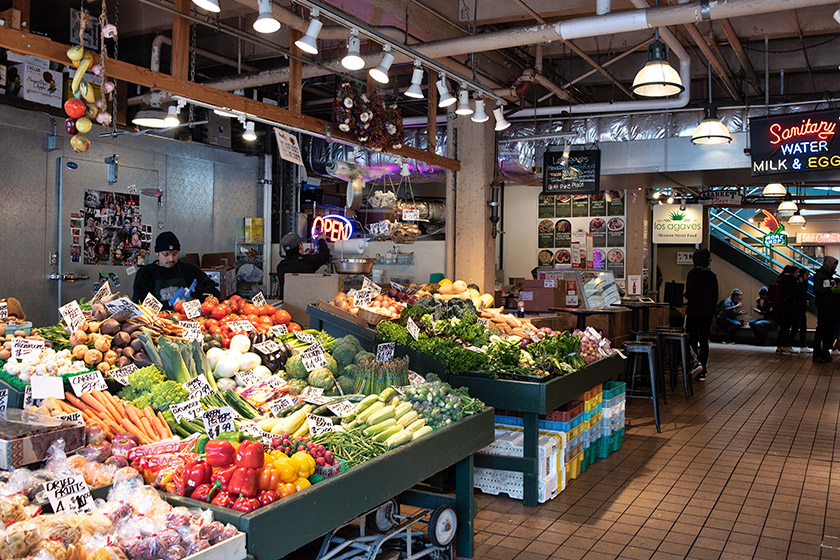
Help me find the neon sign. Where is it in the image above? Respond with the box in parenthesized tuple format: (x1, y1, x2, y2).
(769, 119, 836, 145)
(311, 214, 352, 242)
(750, 110, 840, 176)
(763, 233, 787, 247)
(760, 210, 787, 247)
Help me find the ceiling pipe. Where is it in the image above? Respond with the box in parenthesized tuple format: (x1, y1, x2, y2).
(680, 21, 741, 101)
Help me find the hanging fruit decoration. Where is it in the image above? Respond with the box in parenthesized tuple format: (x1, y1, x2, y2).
(63, 5, 117, 153)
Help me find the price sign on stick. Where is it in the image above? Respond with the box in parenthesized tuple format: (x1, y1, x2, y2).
(391, 281, 406, 292)
(44, 475, 94, 514)
(228, 320, 256, 333)
(263, 376, 289, 390)
(267, 395, 296, 417)
(376, 342, 396, 363)
(408, 371, 427, 385)
(31, 376, 64, 400)
(269, 324, 288, 336)
(0, 301, 7, 319)
(59, 300, 86, 331)
(252, 292, 267, 307)
(104, 297, 143, 319)
(11, 339, 44, 359)
(56, 412, 84, 426)
(68, 371, 109, 397)
(142, 293, 163, 315)
(362, 277, 381, 295)
(90, 282, 111, 306)
(402, 208, 420, 221)
(353, 289, 372, 308)
(202, 407, 236, 439)
(300, 342, 328, 372)
(327, 401, 356, 418)
(294, 331, 316, 344)
(253, 340, 281, 354)
(110, 363, 137, 386)
(182, 299, 201, 319)
(407, 317, 420, 341)
(180, 322, 203, 341)
(299, 386, 330, 405)
(183, 375, 214, 399)
(170, 398, 203, 422)
(0, 389, 7, 415)
(477, 318, 490, 328)
(306, 413, 336, 435)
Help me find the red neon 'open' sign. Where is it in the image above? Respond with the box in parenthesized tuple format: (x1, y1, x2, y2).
(311, 215, 353, 242)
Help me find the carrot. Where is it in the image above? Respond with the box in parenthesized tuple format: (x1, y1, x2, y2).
(94, 391, 123, 423)
(157, 412, 173, 438)
(56, 400, 77, 414)
(120, 419, 149, 445)
(111, 395, 126, 420)
(125, 406, 155, 441)
(143, 407, 165, 439)
(79, 392, 107, 415)
(140, 416, 159, 441)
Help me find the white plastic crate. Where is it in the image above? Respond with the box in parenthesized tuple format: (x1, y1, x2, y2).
(602, 401, 626, 419)
(474, 469, 559, 503)
(483, 428, 560, 478)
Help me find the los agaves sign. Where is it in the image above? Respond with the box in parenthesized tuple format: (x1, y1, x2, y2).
(750, 110, 840, 176)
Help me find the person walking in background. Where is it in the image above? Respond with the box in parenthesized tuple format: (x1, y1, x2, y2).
(685, 249, 718, 381)
(813, 256, 838, 363)
(790, 268, 811, 353)
(716, 289, 746, 344)
(749, 287, 778, 346)
(773, 266, 801, 355)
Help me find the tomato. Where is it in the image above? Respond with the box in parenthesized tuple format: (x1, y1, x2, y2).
(264, 305, 278, 315)
(230, 299, 242, 313)
(211, 306, 228, 320)
(242, 303, 257, 316)
(231, 295, 243, 304)
(221, 335, 231, 348)
(287, 322, 302, 332)
(204, 318, 219, 329)
(204, 295, 219, 305)
(258, 315, 272, 325)
(200, 302, 216, 315)
(171, 312, 186, 322)
(246, 314, 260, 324)
(64, 98, 86, 119)
(208, 325, 222, 335)
(273, 310, 291, 325)
(173, 301, 184, 313)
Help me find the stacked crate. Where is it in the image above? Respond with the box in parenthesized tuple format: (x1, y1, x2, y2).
(580, 385, 603, 472)
(598, 381, 626, 458)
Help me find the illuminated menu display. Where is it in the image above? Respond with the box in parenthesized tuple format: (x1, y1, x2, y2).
(796, 232, 840, 244)
(750, 110, 840, 175)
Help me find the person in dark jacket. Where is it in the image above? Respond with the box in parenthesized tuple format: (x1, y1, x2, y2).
(789, 268, 811, 353)
(773, 266, 801, 355)
(813, 256, 838, 363)
(275, 232, 331, 301)
(748, 287, 777, 346)
(132, 231, 219, 308)
(716, 289, 746, 343)
(684, 249, 718, 381)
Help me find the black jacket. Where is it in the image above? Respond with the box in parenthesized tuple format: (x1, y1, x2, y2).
(685, 266, 718, 319)
(132, 260, 220, 308)
(774, 272, 801, 320)
(276, 239, 331, 300)
(814, 256, 838, 309)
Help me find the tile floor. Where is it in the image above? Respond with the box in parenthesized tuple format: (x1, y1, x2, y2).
(466, 344, 840, 560)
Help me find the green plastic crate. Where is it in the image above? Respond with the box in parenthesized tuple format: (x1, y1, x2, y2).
(596, 427, 625, 459)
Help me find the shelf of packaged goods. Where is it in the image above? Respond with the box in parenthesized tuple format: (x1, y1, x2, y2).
(163, 408, 495, 560)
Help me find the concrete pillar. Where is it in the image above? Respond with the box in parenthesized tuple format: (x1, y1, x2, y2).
(624, 187, 647, 289)
(453, 116, 496, 293)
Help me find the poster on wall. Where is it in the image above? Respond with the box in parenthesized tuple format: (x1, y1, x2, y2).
(536, 190, 626, 279)
(651, 204, 703, 244)
(83, 189, 150, 266)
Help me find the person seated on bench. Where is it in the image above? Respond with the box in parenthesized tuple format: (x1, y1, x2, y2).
(716, 289, 746, 344)
(749, 287, 778, 346)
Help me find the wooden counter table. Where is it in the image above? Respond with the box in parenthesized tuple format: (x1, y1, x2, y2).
(523, 305, 669, 347)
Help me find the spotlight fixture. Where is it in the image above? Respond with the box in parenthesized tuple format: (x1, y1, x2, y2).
(254, 0, 281, 34)
(692, 105, 732, 145)
(652, 190, 661, 200)
(192, 0, 219, 12)
(777, 194, 797, 215)
(455, 87, 473, 116)
(493, 105, 510, 131)
(788, 212, 806, 226)
(294, 9, 322, 54)
(560, 140, 571, 166)
(437, 75, 456, 108)
(680, 198, 687, 211)
(341, 30, 365, 71)
(404, 61, 424, 99)
(368, 45, 394, 84)
(631, 38, 684, 97)
(164, 105, 180, 128)
(132, 107, 168, 128)
(666, 191, 675, 204)
(762, 183, 786, 197)
(471, 97, 489, 123)
(242, 121, 257, 141)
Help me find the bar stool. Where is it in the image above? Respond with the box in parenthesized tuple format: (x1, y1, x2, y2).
(656, 328, 693, 400)
(623, 341, 662, 433)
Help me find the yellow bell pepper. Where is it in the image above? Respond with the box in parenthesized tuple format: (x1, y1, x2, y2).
(273, 457, 298, 483)
(294, 477, 311, 491)
(290, 451, 316, 478)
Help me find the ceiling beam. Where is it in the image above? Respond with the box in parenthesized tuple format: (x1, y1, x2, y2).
(0, 26, 460, 171)
(718, 19, 763, 97)
(171, 0, 191, 80)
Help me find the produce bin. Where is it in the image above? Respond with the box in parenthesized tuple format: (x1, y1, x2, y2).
(307, 302, 377, 351)
(163, 408, 495, 560)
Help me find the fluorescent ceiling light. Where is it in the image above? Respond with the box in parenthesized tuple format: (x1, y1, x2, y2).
(254, 0, 281, 33)
(295, 12, 322, 54)
(471, 98, 489, 122)
(631, 39, 684, 98)
(132, 108, 168, 128)
(192, 0, 220, 12)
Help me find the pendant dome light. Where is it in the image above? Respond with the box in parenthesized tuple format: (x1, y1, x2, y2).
(254, 0, 281, 34)
(692, 67, 731, 145)
(471, 97, 489, 123)
(192, 0, 220, 13)
(369, 46, 394, 84)
(341, 29, 365, 71)
(762, 183, 787, 197)
(788, 212, 806, 226)
(778, 195, 798, 215)
(295, 9, 322, 54)
(437, 75, 456, 108)
(631, 2, 683, 99)
(455, 87, 473, 116)
(404, 61, 424, 99)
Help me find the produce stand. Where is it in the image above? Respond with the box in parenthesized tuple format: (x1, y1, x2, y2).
(445, 355, 624, 507)
(307, 303, 377, 351)
(164, 408, 495, 560)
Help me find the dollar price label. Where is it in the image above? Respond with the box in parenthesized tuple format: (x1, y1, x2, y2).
(182, 299, 202, 319)
(407, 317, 420, 341)
(169, 398, 203, 422)
(269, 324, 288, 336)
(252, 292, 267, 306)
(59, 300, 85, 331)
(183, 375, 214, 399)
(68, 371, 109, 397)
(44, 475, 93, 514)
(376, 342, 396, 363)
(306, 413, 336, 435)
(228, 320, 256, 333)
(202, 407, 236, 439)
(142, 293, 163, 314)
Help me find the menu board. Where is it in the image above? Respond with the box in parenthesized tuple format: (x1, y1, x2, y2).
(543, 149, 601, 194)
(536, 191, 626, 279)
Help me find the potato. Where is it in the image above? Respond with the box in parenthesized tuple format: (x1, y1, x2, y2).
(0, 325, 5, 337)
(84, 349, 103, 366)
(104, 350, 118, 366)
(93, 337, 111, 353)
(96, 362, 111, 374)
(72, 344, 88, 360)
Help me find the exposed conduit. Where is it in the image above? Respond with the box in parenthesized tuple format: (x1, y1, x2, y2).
(150, 35, 258, 73)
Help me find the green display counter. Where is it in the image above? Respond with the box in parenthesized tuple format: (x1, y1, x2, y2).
(307, 303, 377, 351)
(444, 355, 624, 507)
(164, 408, 495, 560)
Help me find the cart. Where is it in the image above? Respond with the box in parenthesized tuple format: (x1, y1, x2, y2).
(316, 499, 458, 560)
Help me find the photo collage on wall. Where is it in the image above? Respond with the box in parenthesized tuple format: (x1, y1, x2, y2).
(537, 191, 626, 279)
(83, 189, 151, 266)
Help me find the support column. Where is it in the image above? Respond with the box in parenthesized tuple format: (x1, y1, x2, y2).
(288, 28, 303, 113)
(453, 115, 496, 293)
(171, 0, 191, 80)
(625, 188, 647, 288)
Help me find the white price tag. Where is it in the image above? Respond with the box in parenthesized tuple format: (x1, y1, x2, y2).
(393, 385, 406, 396)
(90, 282, 111, 306)
(236, 420, 265, 441)
(183, 375, 214, 399)
(236, 369, 262, 387)
(391, 281, 406, 292)
(254, 340, 281, 354)
(520, 291, 534, 301)
(477, 318, 490, 328)
(44, 474, 94, 514)
(408, 371, 426, 385)
(306, 413, 336, 435)
(11, 339, 45, 359)
(407, 317, 420, 341)
(104, 297, 143, 319)
(402, 208, 420, 221)
(299, 386, 331, 405)
(264, 376, 289, 390)
(0, 301, 7, 319)
(59, 300, 86, 331)
(56, 412, 84, 426)
(125, 266, 137, 276)
(294, 331, 317, 344)
(478, 300, 486, 311)
(202, 407, 236, 439)
(182, 299, 202, 319)
(376, 342, 396, 363)
(326, 401, 356, 418)
(523, 328, 539, 342)
(31, 376, 65, 400)
(169, 398, 203, 422)
(23, 386, 33, 408)
(616, 350, 628, 360)
(544, 279, 557, 288)
(142, 293, 163, 315)
(228, 320, 256, 333)
(300, 341, 329, 372)
(0, 389, 7, 415)
(252, 292, 267, 307)
(362, 277, 382, 296)
(180, 321, 203, 342)
(466, 346, 486, 353)
(269, 324, 288, 336)
(352, 289, 372, 308)
(268, 395, 296, 417)
(370, 221, 390, 235)
(68, 371, 108, 397)
(110, 363, 137, 386)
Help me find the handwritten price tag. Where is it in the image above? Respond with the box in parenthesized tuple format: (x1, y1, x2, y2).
(236, 369, 262, 387)
(268, 395, 296, 417)
(11, 339, 45, 359)
(0, 301, 7, 319)
(522, 328, 539, 342)
(353, 289, 372, 308)
(306, 413, 336, 435)
(362, 277, 382, 295)
(294, 331, 316, 344)
(252, 292, 267, 307)
(228, 320, 256, 333)
(56, 412, 84, 426)
(408, 371, 426, 385)
(407, 317, 420, 341)
(263, 376, 288, 390)
(110, 363, 137, 386)
(59, 300, 86, 331)
(300, 342, 328, 372)
(326, 401, 356, 418)
(269, 324, 288, 336)
(182, 299, 201, 320)
(0, 389, 7, 414)
(544, 279, 557, 288)
(23, 386, 33, 408)
(170, 398, 203, 422)
(202, 407, 236, 439)
(183, 375, 214, 399)
(253, 340, 281, 354)
(44, 475, 94, 514)
(104, 297, 143, 319)
(391, 281, 406, 292)
(90, 282, 111, 306)
(370, 221, 390, 235)
(402, 208, 420, 221)
(376, 342, 396, 363)
(68, 371, 108, 397)
(142, 293, 163, 314)
(477, 318, 490, 328)
(299, 386, 331, 405)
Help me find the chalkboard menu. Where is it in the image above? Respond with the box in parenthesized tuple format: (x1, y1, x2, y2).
(749, 109, 840, 176)
(543, 148, 601, 194)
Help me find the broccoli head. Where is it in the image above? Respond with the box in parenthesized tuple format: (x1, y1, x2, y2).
(332, 336, 363, 369)
(284, 354, 309, 380)
(118, 366, 166, 402)
(150, 380, 189, 412)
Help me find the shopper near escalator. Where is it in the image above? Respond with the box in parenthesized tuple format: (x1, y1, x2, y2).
(789, 268, 811, 353)
(716, 289, 746, 344)
(773, 266, 801, 355)
(684, 249, 718, 382)
(813, 256, 838, 364)
(748, 287, 777, 346)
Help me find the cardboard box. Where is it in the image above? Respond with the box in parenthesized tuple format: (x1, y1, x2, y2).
(182, 253, 201, 267)
(239, 217, 264, 243)
(315, 299, 370, 328)
(0, 411, 85, 469)
(6, 62, 63, 108)
(283, 273, 344, 328)
(202, 252, 235, 269)
(520, 279, 564, 312)
(203, 268, 236, 299)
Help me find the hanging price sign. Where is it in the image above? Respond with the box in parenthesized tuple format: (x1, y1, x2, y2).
(402, 208, 420, 221)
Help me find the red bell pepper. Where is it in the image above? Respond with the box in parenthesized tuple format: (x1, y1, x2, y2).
(190, 483, 216, 502)
(228, 467, 259, 498)
(210, 465, 237, 493)
(205, 440, 236, 468)
(232, 495, 262, 513)
(257, 490, 279, 507)
(183, 460, 213, 491)
(235, 440, 264, 469)
(211, 491, 235, 509)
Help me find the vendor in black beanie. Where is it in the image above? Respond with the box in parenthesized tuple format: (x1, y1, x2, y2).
(132, 231, 220, 308)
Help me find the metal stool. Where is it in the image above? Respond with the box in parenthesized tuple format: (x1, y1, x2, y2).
(623, 341, 662, 433)
(656, 329, 693, 400)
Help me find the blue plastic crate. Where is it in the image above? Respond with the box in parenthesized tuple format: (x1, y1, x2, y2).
(602, 381, 627, 401)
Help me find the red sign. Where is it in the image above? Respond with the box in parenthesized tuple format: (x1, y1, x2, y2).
(311, 214, 352, 242)
(769, 118, 836, 145)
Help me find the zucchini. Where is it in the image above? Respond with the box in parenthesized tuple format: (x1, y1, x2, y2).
(378, 387, 397, 403)
(276, 402, 306, 419)
(373, 425, 403, 442)
(366, 405, 396, 426)
(363, 418, 397, 436)
(384, 429, 414, 448)
(355, 394, 380, 414)
(407, 418, 426, 431)
(311, 404, 334, 416)
(412, 426, 434, 440)
(397, 410, 419, 427)
(357, 401, 385, 423)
